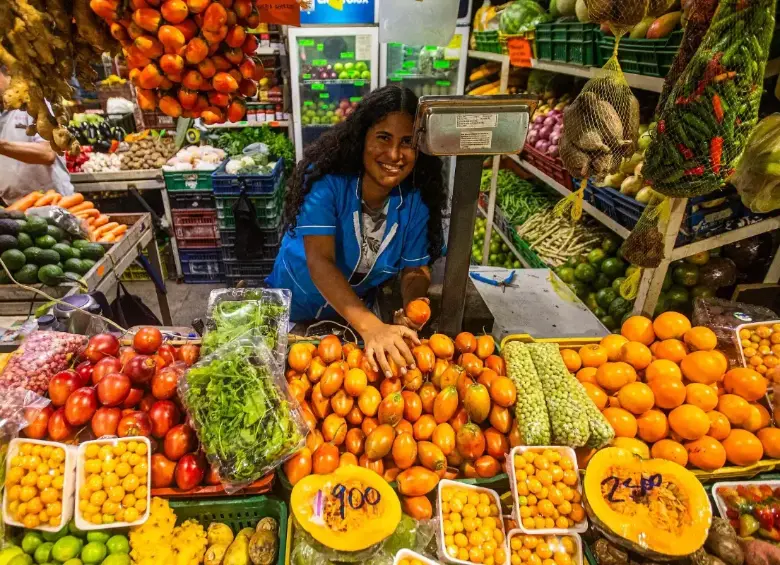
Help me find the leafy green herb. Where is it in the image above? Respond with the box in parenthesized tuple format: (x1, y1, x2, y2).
(210, 125, 294, 176)
(182, 339, 305, 484)
(202, 298, 287, 356)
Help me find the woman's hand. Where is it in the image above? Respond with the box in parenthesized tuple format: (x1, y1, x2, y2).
(362, 319, 420, 378)
(393, 297, 430, 332)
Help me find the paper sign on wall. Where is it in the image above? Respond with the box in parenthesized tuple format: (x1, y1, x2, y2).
(257, 1, 301, 26)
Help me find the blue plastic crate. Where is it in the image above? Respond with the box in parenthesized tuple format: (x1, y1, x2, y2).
(180, 249, 224, 284)
(211, 158, 284, 195)
(178, 249, 222, 263)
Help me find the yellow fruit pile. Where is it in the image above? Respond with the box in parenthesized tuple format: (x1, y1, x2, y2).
(397, 555, 431, 565)
(130, 497, 177, 565)
(509, 534, 578, 565)
(440, 484, 507, 564)
(78, 439, 149, 526)
(738, 324, 780, 375)
(512, 449, 585, 531)
(5, 442, 66, 529)
(171, 520, 208, 565)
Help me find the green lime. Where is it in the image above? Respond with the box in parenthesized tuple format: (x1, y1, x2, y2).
(662, 270, 673, 291)
(568, 280, 588, 298)
(85, 533, 109, 545)
(565, 255, 580, 268)
(600, 314, 618, 330)
(608, 297, 633, 320)
(592, 306, 607, 318)
(612, 276, 626, 293)
(666, 285, 690, 306)
(585, 292, 599, 311)
(67, 521, 87, 539)
(21, 533, 43, 555)
(8, 555, 32, 565)
(33, 543, 53, 565)
(51, 537, 82, 563)
(691, 285, 716, 299)
(62, 560, 82, 565)
(105, 537, 129, 555)
(601, 235, 621, 254)
(593, 273, 611, 290)
(601, 257, 626, 279)
(557, 267, 575, 284)
(79, 542, 106, 565)
(654, 294, 668, 317)
(596, 288, 618, 309)
(685, 250, 710, 265)
(672, 264, 699, 287)
(574, 262, 596, 283)
(42, 526, 68, 543)
(101, 555, 130, 565)
(587, 248, 607, 266)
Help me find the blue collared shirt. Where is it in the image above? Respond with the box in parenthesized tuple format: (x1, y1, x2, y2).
(266, 173, 432, 322)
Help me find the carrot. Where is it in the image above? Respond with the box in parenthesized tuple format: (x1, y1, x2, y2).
(50, 192, 61, 206)
(68, 201, 94, 214)
(33, 190, 58, 207)
(107, 224, 128, 237)
(7, 192, 43, 211)
(74, 209, 100, 219)
(58, 193, 84, 209)
(93, 222, 119, 237)
(98, 234, 116, 243)
(93, 215, 110, 228)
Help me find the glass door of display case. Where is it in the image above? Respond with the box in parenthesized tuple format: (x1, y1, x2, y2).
(289, 27, 379, 162)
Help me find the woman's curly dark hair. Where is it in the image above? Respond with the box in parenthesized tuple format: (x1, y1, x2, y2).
(283, 85, 447, 263)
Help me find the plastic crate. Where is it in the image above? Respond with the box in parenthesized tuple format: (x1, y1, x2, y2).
(596, 29, 683, 77)
(211, 158, 284, 195)
(164, 169, 215, 192)
(215, 189, 284, 230)
(169, 192, 216, 210)
(120, 243, 170, 282)
(511, 232, 548, 269)
(219, 226, 284, 248)
(224, 260, 274, 286)
(173, 209, 219, 247)
(221, 243, 279, 262)
(535, 22, 599, 66)
(179, 248, 224, 283)
(169, 496, 288, 565)
(474, 30, 502, 54)
(134, 108, 177, 130)
(522, 143, 574, 191)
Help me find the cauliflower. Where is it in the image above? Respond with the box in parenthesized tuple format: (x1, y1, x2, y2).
(225, 158, 243, 175)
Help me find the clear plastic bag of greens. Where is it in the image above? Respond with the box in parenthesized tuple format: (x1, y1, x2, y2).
(202, 288, 291, 360)
(178, 332, 306, 493)
(731, 113, 780, 214)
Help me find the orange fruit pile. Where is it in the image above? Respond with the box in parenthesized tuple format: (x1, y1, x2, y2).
(440, 484, 507, 564)
(5, 442, 67, 529)
(512, 448, 585, 531)
(509, 534, 578, 565)
(561, 313, 778, 471)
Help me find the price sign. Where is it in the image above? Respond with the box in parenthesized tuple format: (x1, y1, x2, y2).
(312, 59, 327, 67)
(507, 37, 533, 68)
(353, 80, 365, 87)
(302, 74, 311, 79)
(319, 93, 330, 99)
(330, 483, 381, 519)
(603, 474, 663, 503)
(433, 60, 450, 69)
(317, 43, 324, 51)
(436, 81, 451, 87)
(402, 61, 415, 69)
(340, 52, 355, 59)
(349, 97, 362, 102)
(299, 39, 315, 47)
(303, 101, 314, 106)
(311, 83, 325, 91)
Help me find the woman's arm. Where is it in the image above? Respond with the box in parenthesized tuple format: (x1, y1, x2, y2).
(304, 234, 419, 377)
(0, 140, 57, 165)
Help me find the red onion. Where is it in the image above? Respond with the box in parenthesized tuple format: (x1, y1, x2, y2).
(548, 144, 559, 157)
(539, 125, 553, 140)
(543, 116, 556, 127)
(536, 140, 550, 153)
(533, 115, 545, 124)
(550, 132, 561, 145)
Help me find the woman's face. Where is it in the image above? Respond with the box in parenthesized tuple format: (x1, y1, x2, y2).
(362, 111, 416, 191)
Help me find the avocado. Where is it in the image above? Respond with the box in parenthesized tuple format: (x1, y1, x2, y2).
(13, 264, 38, 284)
(0, 270, 11, 284)
(20, 216, 48, 236)
(46, 225, 65, 242)
(79, 243, 105, 260)
(34, 235, 57, 249)
(71, 240, 91, 250)
(23, 247, 42, 264)
(63, 258, 87, 274)
(16, 233, 33, 249)
(0, 219, 20, 237)
(7, 211, 24, 220)
(70, 248, 81, 259)
(38, 264, 64, 286)
(30, 249, 60, 266)
(63, 272, 82, 283)
(0, 235, 18, 252)
(1, 249, 26, 272)
(52, 243, 76, 261)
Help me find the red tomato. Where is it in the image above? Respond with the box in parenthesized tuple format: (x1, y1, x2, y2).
(151, 453, 177, 488)
(122, 388, 144, 409)
(157, 344, 177, 366)
(175, 453, 206, 490)
(177, 344, 200, 366)
(205, 464, 221, 485)
(97, 373, 131, 407)
(83, 333, 120, 363)
(119, 346, 136, 367)
(48, 408, 74, 441)
(117, 411, 152, 437)
(151, 365, 180, 400)
(48, 371, 81, 407)
(74, 361, 93, 387)
(133, 327, 163, 355)
(164, 424, 196, 460)
(91, 407, 122, 437)
(92, 357, 123, 385)
(64, 387, 98, 426)
(148, 400, 181, 438)
(123, 355, 157, 385)
(139, 394, 157, 412)
(23, 406, 52, 439)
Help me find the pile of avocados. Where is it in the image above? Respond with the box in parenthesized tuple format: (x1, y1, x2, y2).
(0, 209, 105, 287)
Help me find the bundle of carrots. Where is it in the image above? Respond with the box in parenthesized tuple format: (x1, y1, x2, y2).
(7, 190, 128, 244)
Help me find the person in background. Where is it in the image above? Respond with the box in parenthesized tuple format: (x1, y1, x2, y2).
(267, 86, 447, 378)
(0, 68, 74, 205)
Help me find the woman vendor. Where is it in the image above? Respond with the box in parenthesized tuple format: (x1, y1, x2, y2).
(267, 86, 447, 378)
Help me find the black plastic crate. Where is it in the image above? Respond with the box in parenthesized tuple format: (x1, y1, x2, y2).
(220, 244, 279, 262)
(535, 22, 599, 66)
(170, 192, 216, 210)
(181, 249, 224, 284)
(219, 226, 283, 248)
(224, 260, 274, 286)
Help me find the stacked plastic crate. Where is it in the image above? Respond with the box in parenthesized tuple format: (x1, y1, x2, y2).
(164, 169, 225, 283)
(211, 159, 285, 286)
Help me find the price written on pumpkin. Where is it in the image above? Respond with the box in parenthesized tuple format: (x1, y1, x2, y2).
(601, 473, 664, 503)
(330, 483, 381, 519)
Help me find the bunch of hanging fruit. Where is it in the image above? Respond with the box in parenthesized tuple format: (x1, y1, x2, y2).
(0, 0, 120, 154)
(90, 0, 264, 124)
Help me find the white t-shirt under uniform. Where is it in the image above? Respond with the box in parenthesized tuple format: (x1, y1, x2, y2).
(0, 109, 74, 204)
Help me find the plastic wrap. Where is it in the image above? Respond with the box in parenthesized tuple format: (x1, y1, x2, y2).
(290, 514, 437, 565)
(178, 333, 306, 493)
(692, 297, 778, 362)
(25, 207, 89, 240)
(731, 113, 780, 213)
(0, 331, 87, 394)
(697, 257, 737, 288)
(203, 288, 291, 360)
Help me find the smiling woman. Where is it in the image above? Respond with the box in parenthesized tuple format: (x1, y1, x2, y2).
(266, 86, 448, 378)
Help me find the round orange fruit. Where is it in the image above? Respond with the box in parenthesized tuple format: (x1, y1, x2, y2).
(560, 349, 582, 373)
(722, 368, 768, 401)
(600, 334, 629, 362)
(582, 383, 608, 411)
(616, 382, 655, 415)
(602, 407, 638, 438)
(757, 428, 780, 458)
(636, 409, 669, 443)
(680, 351, 727, 385)
(684, 326, 718, 351)
(653, 312, 692, 341)
(651, 439, 688, 466)
(579, 345, 608, 368)
(654, 339, 688, 363)
(668, 404, 710, 441)
(645, 359, 682, 383)
(620, 342, 653, 371)
(685, 383, 719, 412)
(595, 362, 637, 392)
(722, 429, 763, 467)
(706, 411, 731, 441)
(649, 378, 686, 410)
(621, 316, 656, 346)
(686, 436, 726, 471)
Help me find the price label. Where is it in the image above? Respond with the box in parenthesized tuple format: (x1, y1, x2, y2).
(433, 60, 450, 69)
(340, 52, 354, 59)
(388, 42, 402, 47)
(303, 101, 314, 106)
(402, 61, 415, 69)
(316, 43, 324, 51)
(389, 77, 403, 82)
(311, 83, 324, 90)
(349, 96, 362, 102)
(319, 93, 330, 99)
(299, 39, 314, 47)
(312, 59, 327, 67)
(507, 37, 533, 68)
(302, 73, 311, 79)
(353, 80, 365, 87)
(603, 474, 663, 504)
(330, 483, 381, 520)
(425, 46, 439, 51)
(397, 71, 411, 76)
(436, 80, 451, 87)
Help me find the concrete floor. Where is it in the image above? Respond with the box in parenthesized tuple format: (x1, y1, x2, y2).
(123, 281, 223, 327)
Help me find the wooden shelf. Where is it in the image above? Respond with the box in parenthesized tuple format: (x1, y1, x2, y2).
(203, 120, 288, 129)
(530, 59, 664, 92)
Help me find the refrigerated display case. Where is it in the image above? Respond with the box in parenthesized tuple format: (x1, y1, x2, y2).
(289, 27, 379, 161)
(379, 27, 469, 95)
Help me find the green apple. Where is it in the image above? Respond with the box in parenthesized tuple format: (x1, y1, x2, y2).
(333, 62, 344, 73)
(344, 62, 355, 71)
(360, 70, 371, 79)
(338, 71, 349, 79)
(330, 115, 340, 124)
(355, 62, 367, 72)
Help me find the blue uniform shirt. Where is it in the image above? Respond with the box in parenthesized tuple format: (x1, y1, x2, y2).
(266, 173, 432, 322)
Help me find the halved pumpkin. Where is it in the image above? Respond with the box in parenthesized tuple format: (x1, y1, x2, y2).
(290, 465, 401, 552)
(583, 447, 711, 559)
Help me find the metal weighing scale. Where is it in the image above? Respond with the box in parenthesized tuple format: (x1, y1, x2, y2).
(412, 95, 608, 338)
